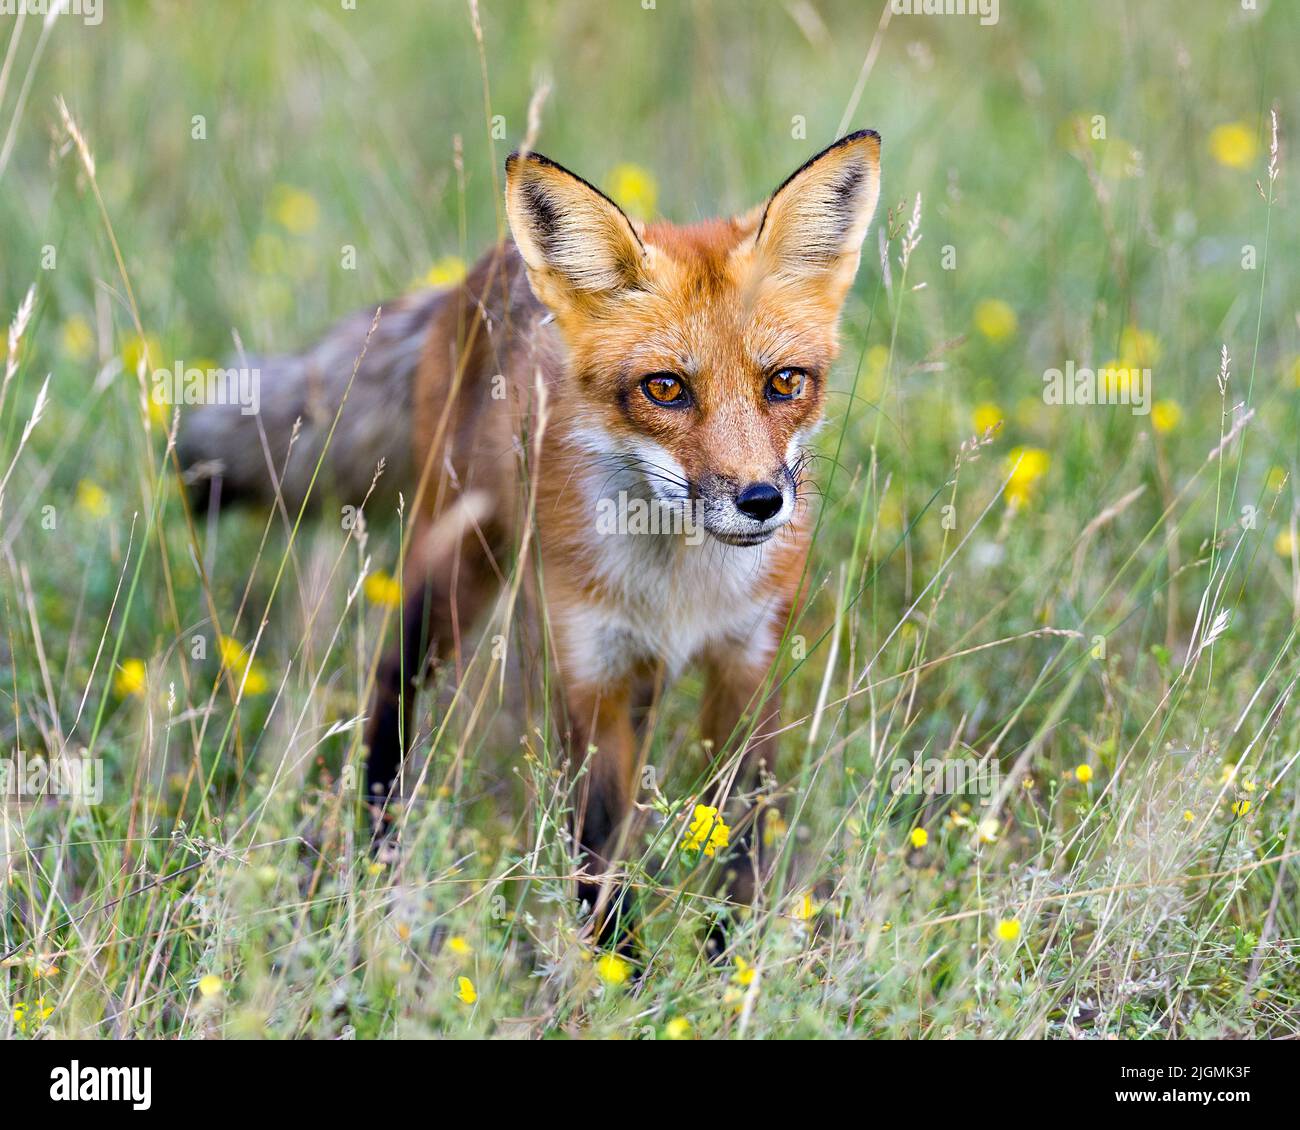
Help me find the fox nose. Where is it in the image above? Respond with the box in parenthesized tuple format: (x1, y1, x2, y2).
(735, 482, 783, 522)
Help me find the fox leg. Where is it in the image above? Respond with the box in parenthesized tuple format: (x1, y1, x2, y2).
(700, 649, 782, 911)
(563, 676, 641, 950)
(364, 495, 500, 821)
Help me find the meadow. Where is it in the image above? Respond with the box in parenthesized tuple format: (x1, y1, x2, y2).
(0, 0, 1297, 1039)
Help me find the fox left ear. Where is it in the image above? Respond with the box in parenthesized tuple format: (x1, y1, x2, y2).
(505, 150, 649, 314)
(749, 130, 881, 297)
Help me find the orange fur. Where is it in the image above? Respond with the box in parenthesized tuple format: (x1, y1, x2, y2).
(366, 131, 882, 945)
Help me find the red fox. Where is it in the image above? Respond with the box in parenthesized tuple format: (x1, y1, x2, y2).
(181, 130, 881, 944)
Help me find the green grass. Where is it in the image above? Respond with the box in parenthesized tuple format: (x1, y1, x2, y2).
(1, 0, 1298, 1038)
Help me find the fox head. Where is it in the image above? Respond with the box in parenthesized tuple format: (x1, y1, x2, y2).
(505, 131, 881, 547)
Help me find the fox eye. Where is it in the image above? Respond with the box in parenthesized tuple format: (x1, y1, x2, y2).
(767, 367, 807, 401)
(641, 373, 689, 407)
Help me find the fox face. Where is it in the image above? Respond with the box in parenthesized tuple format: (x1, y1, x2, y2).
(505, 132, 881, 547)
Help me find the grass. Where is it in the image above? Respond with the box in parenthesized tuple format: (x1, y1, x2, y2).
(1, 0, 1298, 1039)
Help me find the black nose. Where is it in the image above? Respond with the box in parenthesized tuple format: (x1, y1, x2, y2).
(735, 482, 783, 522)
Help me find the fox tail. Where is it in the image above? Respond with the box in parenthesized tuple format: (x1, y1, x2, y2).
(178, 289, 440, 514)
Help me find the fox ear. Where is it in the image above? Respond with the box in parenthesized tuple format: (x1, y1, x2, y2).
(505, 151, 648, 310)
(751, 130, 881, 294)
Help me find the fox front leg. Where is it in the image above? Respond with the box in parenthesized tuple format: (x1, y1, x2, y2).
(561, 674, 643, 953)
(699, 646, 783, 916)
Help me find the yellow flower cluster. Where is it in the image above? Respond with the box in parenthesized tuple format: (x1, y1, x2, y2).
(680, 804, 730, 858)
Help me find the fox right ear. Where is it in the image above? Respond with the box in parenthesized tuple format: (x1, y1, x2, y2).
(750, 130, 881, 297)
(505, 151, 649, 311)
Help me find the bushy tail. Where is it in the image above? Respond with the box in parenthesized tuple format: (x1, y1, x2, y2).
(178, 288, 442, 514)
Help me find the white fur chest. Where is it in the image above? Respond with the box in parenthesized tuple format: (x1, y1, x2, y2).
(558, 526, 782, 686)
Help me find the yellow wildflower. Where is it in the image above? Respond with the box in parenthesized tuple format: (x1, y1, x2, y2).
(762, 805, 787, 847)
(731, 956, 756, 987)
(241, 664, 269, 696)
(1231, 799, 1252, 817)
(1074, 763, 1093, 784)
(681, 804, 730, 859)
(455, 975, 477, 1004)
(218, 635, 269, 696)
(121, 333, 162, 377)
(606, 163, 657, 220)
(1003, 446, 1050, 506)
(664, 1016, 692, 1040)
(75, 479, 110, 518)
(424, 255, 468, 288)
(61, 315, 94, 362)
(791, 891, 817, 921)
(447, 935, 473, 957)
(994, 917, 1021, 943)
(12, 999, 54, 1032)
(1209, 122, 1257, 170)
(218, 634, 248, 669)
(364, 570, 402, 609)
(1119, 327, 1162, 366)
(1101, 360, 1139, 399)
(909, 827, 929, 849)
(270, 184, 320, 234)
(595, 953, 630, 987)
(114, 658, 147, 699)
(198, 974, 224, 998)
(971, 401, 1004, 436)
(1151, 400, 1182, 434)
(975, 817, 999, 845)
(1275, 529, 1296, 558)
(973, 299, 1017, 343)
